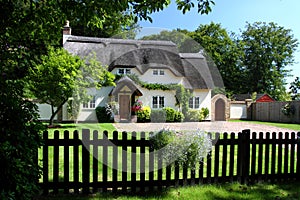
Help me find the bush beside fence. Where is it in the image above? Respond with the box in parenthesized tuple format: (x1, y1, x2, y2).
(39, 129, 300, 195)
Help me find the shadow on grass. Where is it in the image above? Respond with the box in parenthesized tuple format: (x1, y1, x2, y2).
(35, 188, 170, 200)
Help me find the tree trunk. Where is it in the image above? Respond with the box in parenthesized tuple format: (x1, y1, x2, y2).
(49, 99, 68, 126)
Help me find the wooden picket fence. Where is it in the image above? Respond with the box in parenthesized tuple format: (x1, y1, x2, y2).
(39, 129, 300, 195)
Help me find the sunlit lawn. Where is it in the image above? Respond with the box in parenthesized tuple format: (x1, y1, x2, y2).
(38, 122, 299, 199)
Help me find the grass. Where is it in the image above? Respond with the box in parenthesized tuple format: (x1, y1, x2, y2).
(46, 123, 117, 134)
(35, 181, 300, 200)
(40, 125, 297, 182)
(38, 122, 299, 199)
(230, 119, 300, 131)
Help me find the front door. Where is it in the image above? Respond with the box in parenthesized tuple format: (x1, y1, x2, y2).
(119, 95, 130, 120)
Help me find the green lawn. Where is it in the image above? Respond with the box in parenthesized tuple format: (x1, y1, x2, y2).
(230, 119, 300, 131)
(38, 122, 299, 199)
(46, 123, 117, 134)
(35, 181, 300, 200)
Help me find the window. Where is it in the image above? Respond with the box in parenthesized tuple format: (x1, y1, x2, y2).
(118, 68, 131, 75)
(125, 69, 131, 74)
(189, 97, 200, 109)
(153, 69, 165, 75)
(118, 68, 124, 75)
(152, 96, 164, 109)
(83, 96, 96, 109)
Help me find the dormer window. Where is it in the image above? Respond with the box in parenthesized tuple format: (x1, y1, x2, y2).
(118, 68, 131, 75)
(153, 69, 165, 75)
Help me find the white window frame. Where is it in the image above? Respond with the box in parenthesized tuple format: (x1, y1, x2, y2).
(153, 69, 165, 76)
(152, 96, 164, 109)
(118, 68, 131, 75)
(83, 96, 96, 109)
(159, 70, 165, 75)
(153, 69, 158, 75)
(189, 97, 200, 109)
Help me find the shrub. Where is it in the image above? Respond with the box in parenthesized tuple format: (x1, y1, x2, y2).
(137, 106, 151, 122)
(185, 107, 210, 122)
(149, 129, 212, 169)
(185, 109, 201, 122)
(149, 129, 176, 150)
(95, 105, 112, 123)
(150, 109, 166, 122)
(163, 107, 176, 122)
(200, 107, 209, 120)
(174, 110, 184, 122)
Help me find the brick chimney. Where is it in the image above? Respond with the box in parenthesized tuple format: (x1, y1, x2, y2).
(62, 20, 71, 45)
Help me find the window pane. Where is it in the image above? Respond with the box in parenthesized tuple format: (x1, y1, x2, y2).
(126, 69, 131, 74)
(159, 70, 165, 75)
(189, 97, 194, 109)
(153, 70, 158, 75)
(83, 102, 88, 108)
(90, 97, 96, 108)
(159, 96, 164, 108)
(152, 96, 158, 108)
(118, 69, 124, 74)
(195, 97, 200, 108)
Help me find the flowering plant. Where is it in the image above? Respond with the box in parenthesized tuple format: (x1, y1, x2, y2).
(149, 129, 212, 169)
(132, 99, 143, 113)
(281, 103, 295, 116)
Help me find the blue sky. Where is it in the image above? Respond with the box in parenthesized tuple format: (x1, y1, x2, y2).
(138, 0, 300, 88)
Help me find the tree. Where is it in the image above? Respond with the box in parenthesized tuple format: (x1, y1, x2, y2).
(241, 22, 298, 101)
(141, 29, 202, 53)
(1, 0, 215, 198)
(0, 77, 44, 200)
(28, 47, 115, 125)
(290, 77, 300, 100)
(189, 22, 245, 95)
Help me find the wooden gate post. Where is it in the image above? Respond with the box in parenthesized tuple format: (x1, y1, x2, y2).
(237, 129, 251, 184)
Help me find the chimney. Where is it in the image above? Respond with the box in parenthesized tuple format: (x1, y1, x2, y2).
(62, 20, 71, 45)
(63, 20, 71, 35)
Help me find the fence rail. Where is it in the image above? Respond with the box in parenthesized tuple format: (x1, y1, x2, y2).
(39, 129, 300, 195)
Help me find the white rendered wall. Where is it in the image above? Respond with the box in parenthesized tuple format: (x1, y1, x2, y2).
(192, 89, 212, 120)
(140, 69, 182, 85)
(37, 103, 57, 121)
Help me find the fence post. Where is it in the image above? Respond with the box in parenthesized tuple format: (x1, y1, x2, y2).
(297, 132, 300, 181)
(42, 131, 49, 195)
(82, 129, 90, 194)
(237, 129, 251, 184)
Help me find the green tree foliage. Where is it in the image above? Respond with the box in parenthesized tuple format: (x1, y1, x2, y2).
(1, 1, 214, 198)
(241, 22, 298, 100)
(0, 80, 44, 199)
(189, 22, 245, 95)
(141, 29, 202, 53)
(290, 77, 300, 100)
(28, 47, 115, 125)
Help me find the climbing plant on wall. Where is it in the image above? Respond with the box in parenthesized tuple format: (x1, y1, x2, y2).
(126, 74, 191, 114)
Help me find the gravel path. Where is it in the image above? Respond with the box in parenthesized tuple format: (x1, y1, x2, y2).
(113, 121, 299, 134)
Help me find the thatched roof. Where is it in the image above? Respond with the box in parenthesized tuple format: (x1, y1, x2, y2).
(64, 36, 223, 89)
